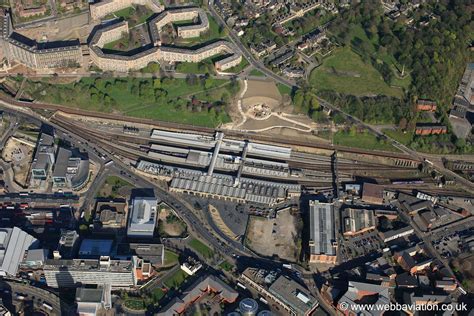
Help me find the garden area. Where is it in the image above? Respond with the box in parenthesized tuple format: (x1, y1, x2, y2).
(189, 238, 214, 259)
(96, 175, 134, 199)
(21, 76, 239, 127)
(103, 5, 154, 27)
(158, 203, 187, 237)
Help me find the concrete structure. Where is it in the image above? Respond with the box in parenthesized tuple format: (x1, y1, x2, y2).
(78, 239, 114, 259)
(43, 256, 146, 288)
(0, 227, 38, 276)
(89, 7, 242, 72)
(127, 196, 157, 238)
(75, 284, 112, 316)
(89, 0, 163, 20)
(239, 298, 258, 316)
(309, 200, 336, 263)
(116, 243, 164, 266)
(31, 133, 55, 181)
(157, 275, 238, 316)
(0, 10, 82, 69)
(150, 7, 209, 40)
(52, 147, 90, 190)
(268, 275, 318, 316)
(181, 259, 202, 276)
(241, 268, 319, 316)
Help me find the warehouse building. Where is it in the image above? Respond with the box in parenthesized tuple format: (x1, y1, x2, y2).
(309, 200, 336, 264)
(342, 208, 376, 236)
(0, 227, 38, 277)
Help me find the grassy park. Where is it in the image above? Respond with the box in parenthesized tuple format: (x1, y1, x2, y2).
(22, 76, 238, 127)
(163, 269, 188, 289)
(333, 129, 398, 152)
(309, 47, 403, 98)
(189, 238, 214, 259)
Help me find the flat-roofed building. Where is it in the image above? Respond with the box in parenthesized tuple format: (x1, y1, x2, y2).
(78, 239, 114, 259)
(43, 256, 144, 288)
(31, 133, 55, 181)
(127, 196, 157, 238)
(0, 227, 38, 277)
(52, 147, 89, 190)
(268, 275, 319, 316)
(88, 7, 241, 72)
(309, 200, 336, 263)
(116, 243, 164, 266)
(75, 284, 112, 316)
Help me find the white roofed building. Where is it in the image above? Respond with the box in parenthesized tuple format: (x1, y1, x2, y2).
(0, 227, 38, 277)
(127, 197, 157, 238)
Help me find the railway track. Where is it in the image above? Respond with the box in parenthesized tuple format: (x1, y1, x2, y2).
(0, 95, 423, 162)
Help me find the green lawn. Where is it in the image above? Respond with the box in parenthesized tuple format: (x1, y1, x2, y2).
(115, 6, 134, 19)
(250, 69, 266, 77)
(164, 250, 179, 266)
(333, 130, 398, 152)
(224, 58, 249, 74)
(219, 261, 234, 272)
(163, 269, 188, 289)
(152, 288, 165, 303)
(23, 77, 233, 127)
(97, 175, 133, 198)
(277, 83, 293, 97)
(124, 299, 146, 310)
(383, 128, 413, 146)
(309, 47, 403, 98)
(189, 238, 214, 259)
(107, 5, 153, 26)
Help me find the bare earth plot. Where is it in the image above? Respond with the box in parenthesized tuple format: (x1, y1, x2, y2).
(245, 209, 300, 262)
(158, 203, 187, 237)
(1, 137, 35, 187)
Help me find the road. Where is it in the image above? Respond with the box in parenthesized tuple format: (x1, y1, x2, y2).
(0, 103, 252, 262)
(208, 5, 297, 88)
(208, 3, 474, 195)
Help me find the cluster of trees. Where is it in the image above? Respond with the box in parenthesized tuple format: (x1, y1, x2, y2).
(319, 90, 410, 124)
(292, 88, 332, 123)
(287, 8, 334, 37)
(330, 1, 473, 106)
(321, 1, 473, 152)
